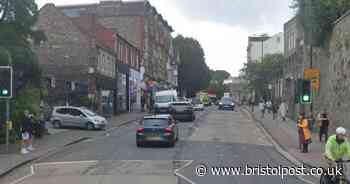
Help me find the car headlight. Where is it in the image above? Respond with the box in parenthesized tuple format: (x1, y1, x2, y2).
(219, 102, 223, 105)
(231, 103, 235, 106)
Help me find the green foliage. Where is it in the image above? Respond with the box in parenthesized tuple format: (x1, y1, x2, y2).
(293, 0, 350, 46)
(207, 70, 231, 98)
(174, 35, 211, 97)
(210, 70, 230, 83)
(0, 0, 45, 142)
(241, 54, 284, 99)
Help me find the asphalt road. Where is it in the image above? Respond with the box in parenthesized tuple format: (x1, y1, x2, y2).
(3, 106, 311, 184)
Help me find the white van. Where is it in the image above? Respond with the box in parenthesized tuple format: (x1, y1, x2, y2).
(154, 90, 177, 113)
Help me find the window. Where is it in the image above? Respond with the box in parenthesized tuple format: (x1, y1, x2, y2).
(56, 108, 68, 115)
(68, 109, 82, 117)
(50, 77, 56, 88)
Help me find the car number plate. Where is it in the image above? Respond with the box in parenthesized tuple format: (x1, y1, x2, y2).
(147, 136, 162, 141)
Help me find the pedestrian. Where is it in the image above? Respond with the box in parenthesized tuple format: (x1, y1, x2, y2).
(141, 93, 146, 112)
(272, 102, 278, 120)
(308, 113, 316, 133)
(318, 111, 330, 142)
(297, 112, 312, 153)
(21, 110, 35, 154)
(279, 100, 288, 121)
(259, 101, 266, 118)
(266, 100, 272, 114)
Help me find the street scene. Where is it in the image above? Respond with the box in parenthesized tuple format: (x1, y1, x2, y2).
(2, 0, 350, 184)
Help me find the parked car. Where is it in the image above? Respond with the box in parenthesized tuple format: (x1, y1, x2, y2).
(51, 106, 107, 130)
(170, 101, 196, 121)
(136, 114, 179, 147)
(192, 98, 204, 111)
(218, 97, 235, 111)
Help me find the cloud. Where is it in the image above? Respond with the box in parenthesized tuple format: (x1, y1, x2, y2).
(164, 0, 295, 33)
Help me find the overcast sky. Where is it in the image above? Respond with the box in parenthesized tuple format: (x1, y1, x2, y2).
(36, 0, 295, 76)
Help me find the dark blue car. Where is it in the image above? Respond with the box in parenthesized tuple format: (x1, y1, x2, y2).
(218, 97, 235, 111)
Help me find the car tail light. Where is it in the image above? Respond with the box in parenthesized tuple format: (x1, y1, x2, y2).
(137, 127, 144, 133)
(164, 127, 173, 133)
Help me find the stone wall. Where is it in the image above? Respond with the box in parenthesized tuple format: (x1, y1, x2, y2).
(327, 12, 350, 131)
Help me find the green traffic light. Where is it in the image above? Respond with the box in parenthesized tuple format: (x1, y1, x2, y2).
(302, 95, 310, 102)
(1, 89, 8, 96)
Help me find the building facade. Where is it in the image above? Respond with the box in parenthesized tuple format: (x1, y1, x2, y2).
(247, 35, 270, 63)
(247, 33, 284, 64)
(57, 0, 176, 88)
(37, 4, 136, 115)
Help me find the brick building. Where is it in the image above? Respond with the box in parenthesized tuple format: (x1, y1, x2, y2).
(57, 0, 177, 88)
(36, 4, 118, 114)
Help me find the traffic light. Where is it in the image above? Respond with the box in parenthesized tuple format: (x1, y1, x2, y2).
(300, 79, 311, 104)
(0, 66, 13, 98)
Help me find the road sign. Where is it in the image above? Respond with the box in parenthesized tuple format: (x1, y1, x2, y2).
(0, 66, 13, 99)
(304, 68, 320, 90)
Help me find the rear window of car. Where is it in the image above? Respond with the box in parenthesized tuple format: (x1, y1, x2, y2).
(143, 119, 169, 127)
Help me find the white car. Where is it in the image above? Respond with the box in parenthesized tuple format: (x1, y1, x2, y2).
(193, 103, 204, 111)
(51, 106, 108, 130)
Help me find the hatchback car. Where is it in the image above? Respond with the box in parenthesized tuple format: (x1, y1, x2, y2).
(192, 98, 204, 111)
(170, 101, 196, 121)
(218, 97, 235, 111)
(136, 114, 179, 147)
(51, 106, 107, 130)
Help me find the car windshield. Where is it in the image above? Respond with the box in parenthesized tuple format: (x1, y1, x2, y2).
(143, 119, 168, 127)
(221, 97, 233, 103)
(83, 109, 97, 117)
(155, 95, 173, 103)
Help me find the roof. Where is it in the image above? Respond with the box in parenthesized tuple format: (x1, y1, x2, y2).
(57, 0, 173, 32)
(143, 114, 171, 119)
(70, 15, 116, 52)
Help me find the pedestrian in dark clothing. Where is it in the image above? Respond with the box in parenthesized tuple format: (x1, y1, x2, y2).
(21, 110, 35, 154)
(141, 94, 146, 112)
(318, 113, 330, 142)
(272, 102, 278, 120)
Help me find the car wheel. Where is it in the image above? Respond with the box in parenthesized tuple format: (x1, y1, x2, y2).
(86, 122, 95, 130)
(136, 142, 143, 147)
(53, 121, 61, 129)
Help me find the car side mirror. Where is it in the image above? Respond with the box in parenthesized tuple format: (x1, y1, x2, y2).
(80, 114, 85, 118)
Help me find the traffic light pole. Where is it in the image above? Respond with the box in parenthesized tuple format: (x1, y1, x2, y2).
(6, 99, 9, 152)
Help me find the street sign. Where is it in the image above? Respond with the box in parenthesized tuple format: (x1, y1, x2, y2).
(0, 66, 13, 99)
(304, 68, 320, 90)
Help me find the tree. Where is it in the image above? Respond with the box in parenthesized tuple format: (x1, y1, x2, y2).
(241, 54, 284, 100)
(207, 70, 231, 98)
(174, 35, 211, 97)
(293, 0, 350, 46)
(0, 0, 45, 143)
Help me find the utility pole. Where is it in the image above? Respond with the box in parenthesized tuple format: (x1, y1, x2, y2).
(309, 0, 314, 115)
(1, 48, 13, 153)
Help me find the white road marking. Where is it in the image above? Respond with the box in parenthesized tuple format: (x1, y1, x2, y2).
(9, 165, 35, 184)
(34, 160, 99, 167)
(174, 160, 196, 184)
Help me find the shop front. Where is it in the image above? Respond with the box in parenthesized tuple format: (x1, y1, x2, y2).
(129, 68, 141, 111)
(117, 63, 129, 113)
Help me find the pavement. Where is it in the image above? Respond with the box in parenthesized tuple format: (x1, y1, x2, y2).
(0, 111, 146, 178)
(0, 106, 312, 184)
(244, 106, 326, 168)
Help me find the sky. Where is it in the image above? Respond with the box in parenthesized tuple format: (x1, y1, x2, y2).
(36, 0, 295, 77)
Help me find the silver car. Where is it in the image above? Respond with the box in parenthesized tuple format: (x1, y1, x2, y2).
(51, 106, 108, 130)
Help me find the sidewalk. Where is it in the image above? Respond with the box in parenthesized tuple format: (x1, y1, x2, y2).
(0, 111, 146, 177)
(246, 106, 326, 168)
